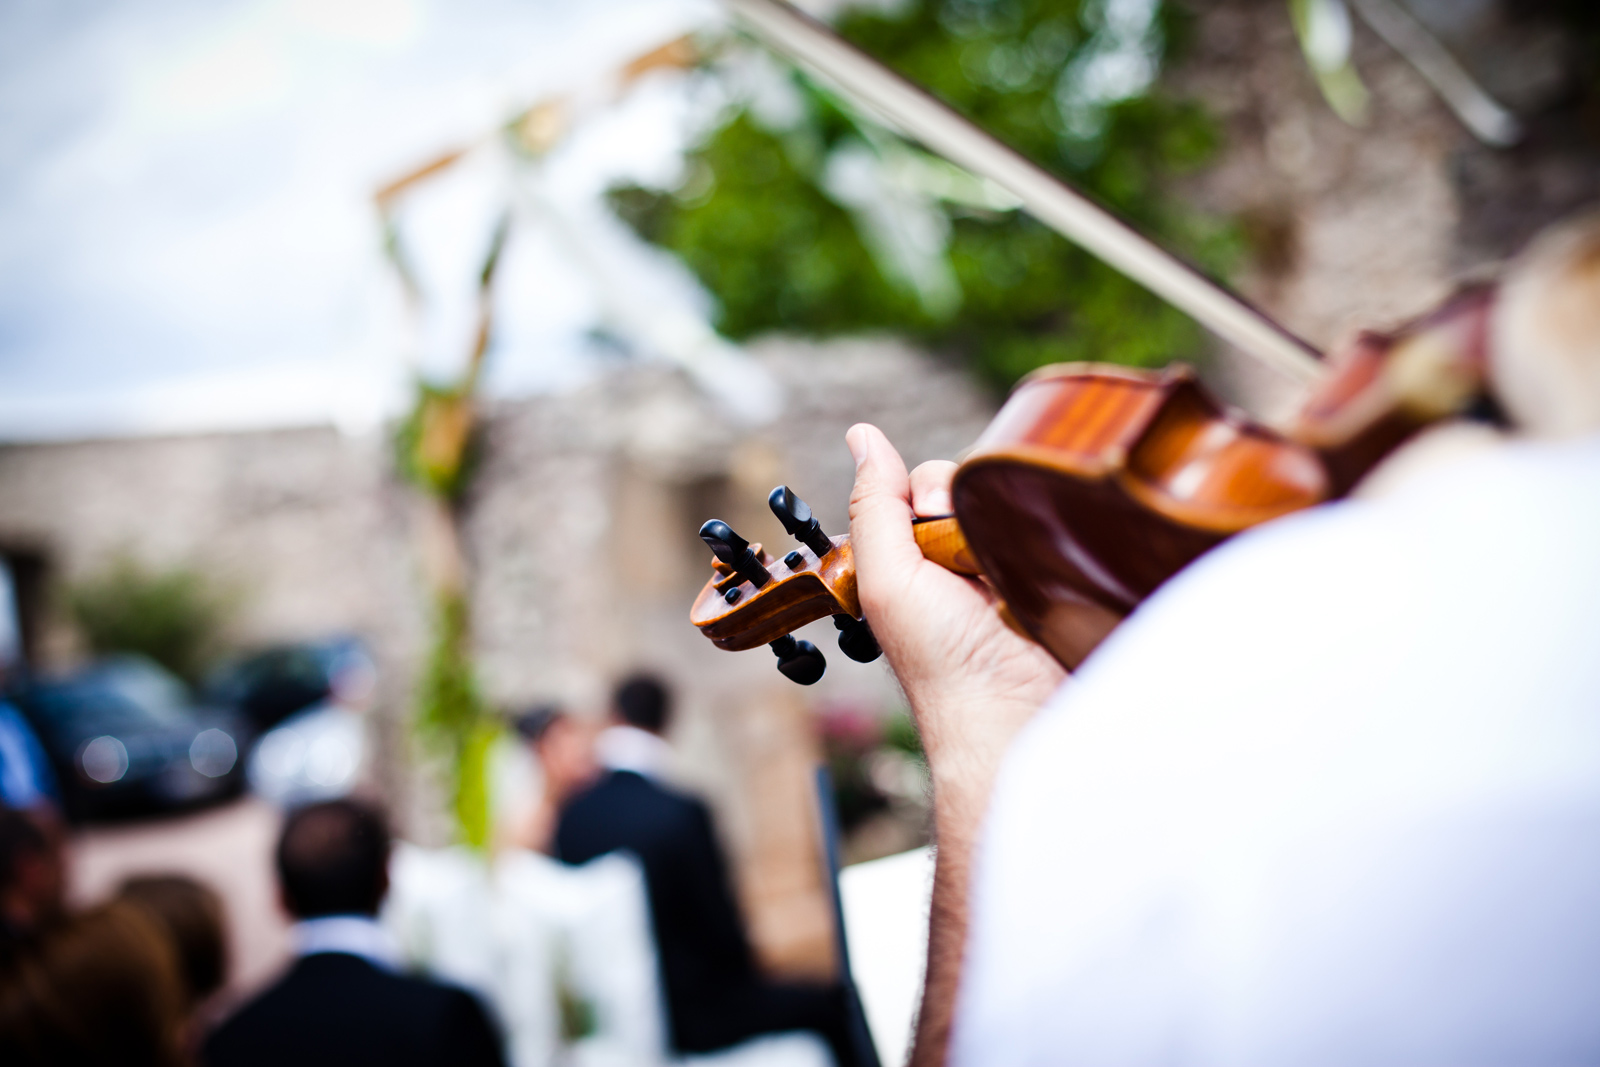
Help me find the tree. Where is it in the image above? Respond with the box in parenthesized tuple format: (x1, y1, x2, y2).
(609, 0, 1237, 391)
(68, 557, 230, 684)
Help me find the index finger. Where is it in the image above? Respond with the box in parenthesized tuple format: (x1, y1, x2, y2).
(909, 460, 957, 518)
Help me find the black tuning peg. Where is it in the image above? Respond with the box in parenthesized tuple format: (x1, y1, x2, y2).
(768, 486, 835, 557)
(833, 614, 882, 663)
(700, 520, 771, 589)
(771, 634, 826, 685)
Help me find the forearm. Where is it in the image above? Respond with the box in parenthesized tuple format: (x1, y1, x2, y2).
(907, 692, 1038, 1067)
(909, 768, 985, 1066)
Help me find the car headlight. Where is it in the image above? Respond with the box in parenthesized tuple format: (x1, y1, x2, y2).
(189, 728, 238, 778)
(81, 735, 129, 784)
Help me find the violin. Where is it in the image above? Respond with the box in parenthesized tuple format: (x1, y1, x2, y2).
(690, 288, 1494, 682)
(688, 0, 1498, 681)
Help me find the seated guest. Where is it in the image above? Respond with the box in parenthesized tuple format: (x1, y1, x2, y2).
(118, 874, 229, 1010)
(0, 899, 185, 1067)
(503, 706, 598, 854)
(0, 808, 63, 960)
(203, 799, 505, 1067)
(120, 874, 229, 1063)
(556, 675, 859, 1066)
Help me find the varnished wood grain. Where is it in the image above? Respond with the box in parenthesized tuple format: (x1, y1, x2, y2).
(912, 516, 980, 575)
(954, 363, 1330, 668)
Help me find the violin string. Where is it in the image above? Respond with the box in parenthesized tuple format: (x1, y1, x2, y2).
(721, 0, 1325, 386)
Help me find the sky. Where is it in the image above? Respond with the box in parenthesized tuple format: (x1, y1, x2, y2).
(0, 0, 737, 440)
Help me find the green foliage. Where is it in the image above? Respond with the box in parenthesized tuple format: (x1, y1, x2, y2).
(414, 593, 496, 848)
(393, 382, 478, 501)
(882, 710, 926, 763)
(609, 0, 1238, 390)
(68, 556, 230, 684)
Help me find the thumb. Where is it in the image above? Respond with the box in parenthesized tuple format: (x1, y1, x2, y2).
(847, 424, 924, 593)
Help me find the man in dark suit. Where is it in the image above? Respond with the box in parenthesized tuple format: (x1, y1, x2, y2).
(204, 799, 505, 1067)
(556, 675, 859, 1066)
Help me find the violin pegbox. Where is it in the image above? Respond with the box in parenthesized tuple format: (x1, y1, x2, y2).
(690, 486, 882, 684)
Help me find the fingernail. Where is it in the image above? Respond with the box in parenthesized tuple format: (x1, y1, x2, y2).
(846, 426, 869, 469)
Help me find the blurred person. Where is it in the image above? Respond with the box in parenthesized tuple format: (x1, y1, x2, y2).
(845, 210, 1600, 1066)
(502, 706, 598, 854)
(246, 644, 377, 807)
(0, 807, 64, 957)
(0, 898, 185, 1067)
(118, 875, 229, 1010)
(202, 799, 505, 1067)
(556, 674, 860, 1066)
(0, 689, 57, 812)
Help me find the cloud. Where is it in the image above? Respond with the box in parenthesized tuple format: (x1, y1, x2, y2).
(0, 0, 722, 441)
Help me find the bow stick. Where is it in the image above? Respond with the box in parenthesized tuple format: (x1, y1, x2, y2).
(720, 0, 1323, 385)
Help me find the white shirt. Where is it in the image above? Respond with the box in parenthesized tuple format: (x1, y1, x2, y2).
(595, 724, 674, 779)
(293, 914, 401, 971)
(953, 434, 1600, 1066)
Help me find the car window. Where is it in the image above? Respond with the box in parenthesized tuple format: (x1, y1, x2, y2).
(28, 660, 194, 736)
(27, 685, 174, 735)
(98, 660, 192, 721)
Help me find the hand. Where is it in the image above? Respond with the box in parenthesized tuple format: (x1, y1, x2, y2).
(847, 423, 1065, 1067)
(846, 424, 1064, 800)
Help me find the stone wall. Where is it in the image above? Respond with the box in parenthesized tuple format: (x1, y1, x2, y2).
(1170, 0, 1599, 416)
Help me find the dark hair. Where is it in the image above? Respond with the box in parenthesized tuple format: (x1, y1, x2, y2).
(0, 809, 46, 891)
(613, 674, 670, 734)
(117, 875, 228, 1007)
(0, 901, 184, 1067)
(513, 705, 564, 744)
(275, 800, 390, 919)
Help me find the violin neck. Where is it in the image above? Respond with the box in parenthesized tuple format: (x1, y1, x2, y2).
(912, 515, 982, 576)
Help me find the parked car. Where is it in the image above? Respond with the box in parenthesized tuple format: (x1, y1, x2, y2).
(204, 637, 373, 734)
(11, 656, 248, 821)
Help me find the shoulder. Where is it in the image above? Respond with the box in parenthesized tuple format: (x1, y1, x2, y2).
(557, 773, 712, 856)
(208, 955, 459, 1026)
(205, 956, 496, 1062)
(953, 435, 1600, 1063)
(567, 771, 700, 816)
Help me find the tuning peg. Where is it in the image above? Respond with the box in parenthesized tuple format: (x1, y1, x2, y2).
(700, 520, 771, 589)
(771, 634, 826, 685)
(832, 614, 882, 663)
(768, 485, 834, 557)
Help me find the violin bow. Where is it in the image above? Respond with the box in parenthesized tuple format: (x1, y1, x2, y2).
(719, 0, 1324, 386)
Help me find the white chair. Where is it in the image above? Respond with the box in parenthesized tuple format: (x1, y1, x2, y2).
(384, 843, 500, 999)
(388, 844, 832, 1067)
(837, 847, 934, 1067)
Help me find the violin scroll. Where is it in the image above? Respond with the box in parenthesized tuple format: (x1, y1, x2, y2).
(691, 486, 982, 682)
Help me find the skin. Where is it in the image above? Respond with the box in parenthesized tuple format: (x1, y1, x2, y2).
(538, 716, 600, 803)
(846, 423, 1065, 1067)
(504, 716, 599, 854)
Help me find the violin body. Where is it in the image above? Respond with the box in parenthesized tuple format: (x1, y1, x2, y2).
(952, 363, 1328, 668)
